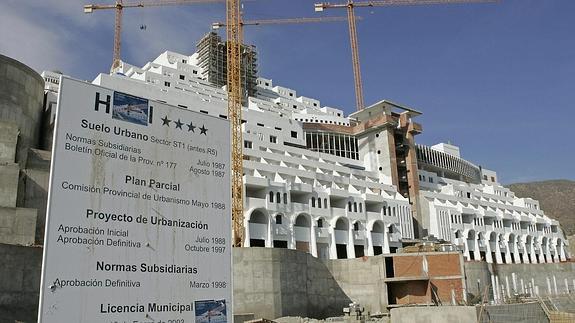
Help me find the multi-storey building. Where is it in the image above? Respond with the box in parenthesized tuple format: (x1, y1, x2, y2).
(417, 143, 568, 263)
(42, 40, 569, 262)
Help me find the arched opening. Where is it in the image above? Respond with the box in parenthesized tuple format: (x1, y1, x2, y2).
(348, 202, 352, 211)
(371, 221, 385, 255)
(283, 193, 288, 204)
(324, 198, 328, 209)
(352, 221, 365, 257)
(334, 218, 350, 259)
(478, 232, 487, 261)
(294, 214, 311, 253)
(248, 209, 268, 247)
(318, 198, 322, 208)
(269, 191, 274, 203)
(311, 197, 316, 208)
(276, 192, 281, 204)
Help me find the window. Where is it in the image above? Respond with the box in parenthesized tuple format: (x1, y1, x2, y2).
(353, 222, 359, 231)
(270, 136, 277, 143)
(291, 131, 298, 138)
(289, 93, 293, 97)
(313, 103, 317, 107)
(193, 70, 198, 75)
(269, 192, 274, 202)
(283, 193, 288, 204)
(179, 75, 185, 80)
(164, 81, 171, 87)
(276, 192, 281, 204)
(312, 197, 316, 208)
(318, 198, 322, 208)
(491, 176, 495, 182)
(244, 141, 252, 149)
(257, 123, 264, 127)
(265, 82, 269, 86)
(293, 105, 297, 109)
(182, 59, 187, 63)
(466, 192, 471, 199)
(317, 219, 323, 227)
(483, 175, 488, 180)
(275, 214, 282, 224)
(359, 204, 362, 212)
(353, 202, 357, 212)
(324, 198, 328, 209)
(348, 202, 352, 211)
(429, 177, 434, 183)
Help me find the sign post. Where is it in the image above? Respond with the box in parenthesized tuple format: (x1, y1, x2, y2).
(38, 77, 231, 323)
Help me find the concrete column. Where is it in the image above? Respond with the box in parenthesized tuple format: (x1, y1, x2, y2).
(513, 243, 521, 264)
(329, 228, 337, 259)
(265, 217, 273, 248)
(505, 276, 511, 298)
(485, 235, 493, 263)
(383, 229, 390, 254)
(553, 275, 558, 295)
(491, 274, 498, 303)
(473, 237, 481, 261)
(244, 219, 251, 247)
(288, 223, 296, 250)
(347, 226, 355, 259)
(366, 229, 374, 257)
(504, 240, 512, 264)
(546, 277, 552, 295)
(521, 278, 525, 295)
(495, 275, 501, 302)
(512, 273, 517, 294)
(494, 240, 503, 264)
(559, 244, 567, 261)
(310, 221, 318, 257)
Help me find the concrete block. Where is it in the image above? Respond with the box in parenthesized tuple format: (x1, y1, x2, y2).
(0, 164, 19, 208)
(0, 207, 37, 245)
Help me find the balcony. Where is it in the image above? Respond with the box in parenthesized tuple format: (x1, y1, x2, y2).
(289, 182, 312, 193)
(330, 207, 346, 218)
(244, 175, 268, 188)
(245, 197, 266, 209)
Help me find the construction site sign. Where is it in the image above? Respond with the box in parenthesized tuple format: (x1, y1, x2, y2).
(38, 77, 231, 323)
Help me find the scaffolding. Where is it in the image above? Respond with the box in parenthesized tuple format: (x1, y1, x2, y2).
(196, 32, 258, 100)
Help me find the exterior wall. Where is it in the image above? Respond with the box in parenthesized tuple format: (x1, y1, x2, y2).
(0, 54, 45, 167)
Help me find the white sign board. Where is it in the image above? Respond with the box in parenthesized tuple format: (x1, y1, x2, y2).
(38, 77, 231, 323)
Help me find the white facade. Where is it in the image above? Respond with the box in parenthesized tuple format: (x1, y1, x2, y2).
(418, 144, 569, 264)
(43, 48, 569, 263)
(85, 53, 412, 259)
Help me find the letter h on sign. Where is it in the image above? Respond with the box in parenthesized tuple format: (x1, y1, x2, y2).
(94, 92, 111, 113)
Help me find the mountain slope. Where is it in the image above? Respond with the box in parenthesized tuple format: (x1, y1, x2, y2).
(506, 180, 575, 235)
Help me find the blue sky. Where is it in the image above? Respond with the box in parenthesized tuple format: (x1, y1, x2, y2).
(2, 0, 574, 183)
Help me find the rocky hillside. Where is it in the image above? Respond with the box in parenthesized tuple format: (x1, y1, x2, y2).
(507, 180, 575, 235)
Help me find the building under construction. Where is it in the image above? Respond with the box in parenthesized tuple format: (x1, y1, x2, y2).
(196, 32, 258, 99)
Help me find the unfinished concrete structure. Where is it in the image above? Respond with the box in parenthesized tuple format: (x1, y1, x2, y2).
(196, 32, 258, 99)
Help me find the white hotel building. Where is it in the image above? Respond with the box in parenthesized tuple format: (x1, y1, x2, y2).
(42, 43, 569, 263)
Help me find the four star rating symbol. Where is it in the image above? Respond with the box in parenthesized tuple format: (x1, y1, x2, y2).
(161, 115, 207, 135)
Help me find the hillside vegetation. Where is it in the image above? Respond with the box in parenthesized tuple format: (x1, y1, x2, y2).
(506, 180, 575, 235)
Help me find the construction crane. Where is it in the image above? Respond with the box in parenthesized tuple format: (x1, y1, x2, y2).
(226, 0, 243, 247)
(84, 0, 225, 71)
(314, 0, 497, 111)
(211, 16, 355, 29)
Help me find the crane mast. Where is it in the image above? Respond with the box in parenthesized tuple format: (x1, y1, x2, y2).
(226, 0, 244, 247)
(315, 0, 497, 111)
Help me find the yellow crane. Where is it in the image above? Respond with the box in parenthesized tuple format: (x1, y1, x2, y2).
(84, 0, 225, 71)
(226, 0, 243, 247)
(314, 0, 497, 111)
